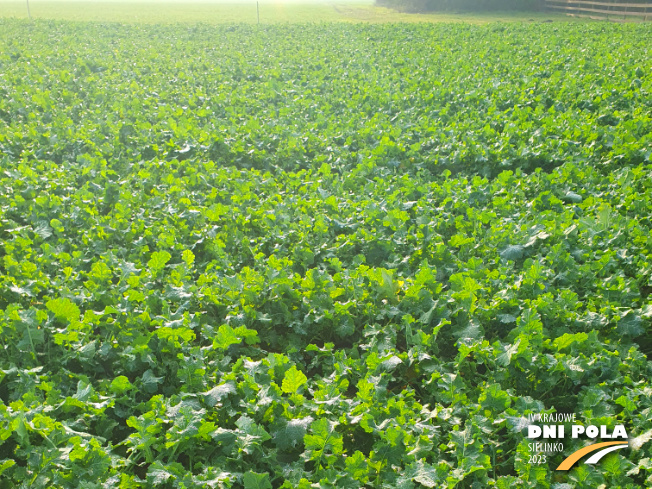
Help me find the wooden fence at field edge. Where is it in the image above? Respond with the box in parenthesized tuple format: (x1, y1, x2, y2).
(545, 0, 652, 21)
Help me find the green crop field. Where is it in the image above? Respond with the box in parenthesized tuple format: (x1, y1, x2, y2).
(1, 17, 652, 489)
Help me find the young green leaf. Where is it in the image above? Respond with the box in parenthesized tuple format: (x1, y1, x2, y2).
(281, 365, 308, 395)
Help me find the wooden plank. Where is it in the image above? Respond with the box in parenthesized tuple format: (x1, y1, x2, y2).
(549, 6, 649, 16)
(546, 2, 651, 15)
(564, 11, 648, 20)
(546, 0, 652, 9)
(545, 0, 651, 21)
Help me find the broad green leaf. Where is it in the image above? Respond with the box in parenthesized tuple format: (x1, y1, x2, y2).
(70, 443, 87, 461)
(213, 325, 241, 350)
(141, 370, 164, 393)
(617, 311, 644, 337)
(0, 459, 15, 477)
(602, 453, 622, 475)
(553, 332, 588, 351)
(203, 382, 236, 406)
(154, 326, 195, 343)
(500, 245, 524, 261)
(46, 298, 80, 321)
(304, 418, 343, 460)
(33, 221, 52, 239)
(614, 395, 636, 412)
(110, 375, 133, 394)
(147, 462, 176, 485)
(479, 383, 511, 412)
(182, 249, 195, 266)
(630, 429, 652, 451)
(273, 416, 313, 450)
(411, 460, 439, 488)
(148, 250, 171, 271)
(562, 191, 582, 203)
(345, 450, 368, 480)
(243, 471, 272, 489)
(281, 365, 308, 394)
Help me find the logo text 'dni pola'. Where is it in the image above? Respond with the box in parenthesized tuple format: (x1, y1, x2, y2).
(527, 413, 629, 471)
